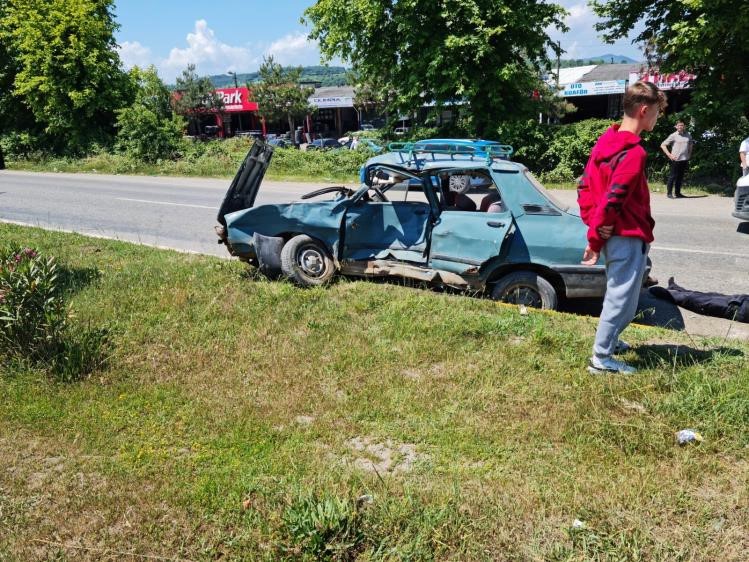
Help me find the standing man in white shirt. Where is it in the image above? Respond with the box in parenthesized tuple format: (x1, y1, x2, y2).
(661, 121, 694, 198)
(740, 135, 749, 176)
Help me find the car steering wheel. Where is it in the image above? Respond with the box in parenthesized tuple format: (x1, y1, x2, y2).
(300, 186, 354, 200)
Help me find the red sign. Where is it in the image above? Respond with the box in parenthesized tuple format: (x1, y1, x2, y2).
(631, 69, 695, 91)
(215, 87, 258, 112)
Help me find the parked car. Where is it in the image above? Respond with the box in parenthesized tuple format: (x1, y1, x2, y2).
(339, 136, 384, 153)
(306, 138, 342, 150)
(733, 174, 749, 220)
(394, 126, 411, 136)
(216, 140, 636, 310)
(267, 137, 292, 148)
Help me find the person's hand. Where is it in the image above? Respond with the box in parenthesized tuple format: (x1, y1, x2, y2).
(581, 245, 599, 266)
(597, 225, 614, 240)
(669, 153, 676, 161)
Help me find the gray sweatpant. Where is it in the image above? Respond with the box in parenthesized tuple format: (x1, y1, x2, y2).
(593, 236, 650, 359)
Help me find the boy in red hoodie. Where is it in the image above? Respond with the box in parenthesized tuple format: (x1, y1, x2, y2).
(578, 81, 667, 374)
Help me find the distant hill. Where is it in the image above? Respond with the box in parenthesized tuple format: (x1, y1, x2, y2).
(558, 54, 640, 68)
(209, 66, 349, 88)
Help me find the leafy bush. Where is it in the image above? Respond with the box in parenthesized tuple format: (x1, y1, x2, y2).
(281, 492, 366, 560)
(0, 245, 108, 381)
(0, 131, 46, 159)
(115, 104, 185, 163)
(496, 118, 554, 169)
(115, 65, 185, 163)
(540, 119, 611, 182)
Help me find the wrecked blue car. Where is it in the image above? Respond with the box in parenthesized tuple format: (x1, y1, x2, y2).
(216, 140, 607, 309)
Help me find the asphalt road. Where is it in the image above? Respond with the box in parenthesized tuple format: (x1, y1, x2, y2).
(2, 170, 747, 338)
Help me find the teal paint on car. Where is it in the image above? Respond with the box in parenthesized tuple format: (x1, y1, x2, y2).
(217, 140, 617, 309)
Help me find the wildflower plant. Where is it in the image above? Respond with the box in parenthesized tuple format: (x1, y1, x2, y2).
(0, 245, 107, 380)
(0, 246, 66, 361)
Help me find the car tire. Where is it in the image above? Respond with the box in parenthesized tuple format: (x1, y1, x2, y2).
(490, 271, 558, 310)
(280, 235, 336, 287)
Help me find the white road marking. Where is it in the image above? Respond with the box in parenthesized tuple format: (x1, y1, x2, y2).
(115, 197, 218, 210)
(652, 245, 749, 259)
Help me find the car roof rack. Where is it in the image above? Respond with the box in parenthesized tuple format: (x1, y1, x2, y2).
(386, 141, 514, 169)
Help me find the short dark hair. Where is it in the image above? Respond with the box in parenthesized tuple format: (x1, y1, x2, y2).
(623, 81, 667, 117)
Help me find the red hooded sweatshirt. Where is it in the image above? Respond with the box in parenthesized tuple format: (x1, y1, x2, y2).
(577, 124, 655, 253)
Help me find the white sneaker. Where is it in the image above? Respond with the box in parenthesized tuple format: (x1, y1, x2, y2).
(588, 356, 637, 375)
(614, 340, 631, 354)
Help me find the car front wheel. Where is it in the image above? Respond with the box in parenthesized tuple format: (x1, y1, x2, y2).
(490, 271, 558, 310)
(280, 235, 336, 287)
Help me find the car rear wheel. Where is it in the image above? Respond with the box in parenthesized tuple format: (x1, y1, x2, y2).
(280, 235, 336, 286)
(490, 271, 558, 310)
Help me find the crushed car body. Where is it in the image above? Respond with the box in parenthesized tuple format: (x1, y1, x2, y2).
(217, 139, 615, 309)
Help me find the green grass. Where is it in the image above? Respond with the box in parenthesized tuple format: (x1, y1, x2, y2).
(1, 223, 747, 560)
(6, 138, 370, 184)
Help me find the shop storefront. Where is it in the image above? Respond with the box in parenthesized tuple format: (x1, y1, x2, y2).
(180, 87, 263, 138)
(550, 64, 695, 122)
(308, 87, 359, 137)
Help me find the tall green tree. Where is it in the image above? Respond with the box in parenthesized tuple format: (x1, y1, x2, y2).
(304, 0, 567, 136)
(173, 64, 224, 136)
(115, 66, 184, 162)
(0, 0, 132, 153)
(251, 56, 315, 137)
(593, 0, 749, 126)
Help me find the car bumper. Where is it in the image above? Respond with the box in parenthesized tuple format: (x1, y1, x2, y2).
(733, 184, 749, 220)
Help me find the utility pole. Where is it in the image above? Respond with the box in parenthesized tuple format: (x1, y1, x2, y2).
(556, 41, 561, 90)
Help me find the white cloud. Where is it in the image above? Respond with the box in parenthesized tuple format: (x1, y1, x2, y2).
(117, 40, 153, 69)
(120, 20, 329, 81)
(159, 19, 256, 80)
(566, 3, 594, 26)
(265, 32, 321, 66)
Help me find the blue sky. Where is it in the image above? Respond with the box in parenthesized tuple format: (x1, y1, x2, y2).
(114, 0, 643, 81)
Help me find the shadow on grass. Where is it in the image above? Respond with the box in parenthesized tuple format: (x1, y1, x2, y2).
(58, 265, 101, 297)
(634, 343, 744, 370)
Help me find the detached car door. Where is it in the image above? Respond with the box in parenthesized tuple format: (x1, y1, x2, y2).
(429, 208, 514, 274)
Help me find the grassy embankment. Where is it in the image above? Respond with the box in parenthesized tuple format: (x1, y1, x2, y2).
(1, 223, 747, 560)
(6, 137, 369, 184)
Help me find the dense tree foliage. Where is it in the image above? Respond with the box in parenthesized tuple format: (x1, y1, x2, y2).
(0, 0, 132, 153)
(115, 66, 184, 162)
(304, 0, 567, 135)
(173, 64, 224, 136)
(593, 0, 749, 126)
(251, 56, 315, 136)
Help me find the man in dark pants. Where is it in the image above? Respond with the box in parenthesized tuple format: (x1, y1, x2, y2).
(661, 121, 693, 198)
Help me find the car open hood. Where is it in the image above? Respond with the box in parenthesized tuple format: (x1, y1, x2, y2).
(217, 139, 274, 227)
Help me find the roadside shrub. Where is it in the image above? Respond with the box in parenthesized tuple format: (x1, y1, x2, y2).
(115, 104, 185, 163)
(0, 131, 46, 160)
(496, 118, 554, 169)
(0, 245, 108, 381)
(540, 119, 611, 182)
(0, 247, 66, 360)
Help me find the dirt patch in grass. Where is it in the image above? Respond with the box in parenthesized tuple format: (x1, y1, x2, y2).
(345, 436, 426, 474)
